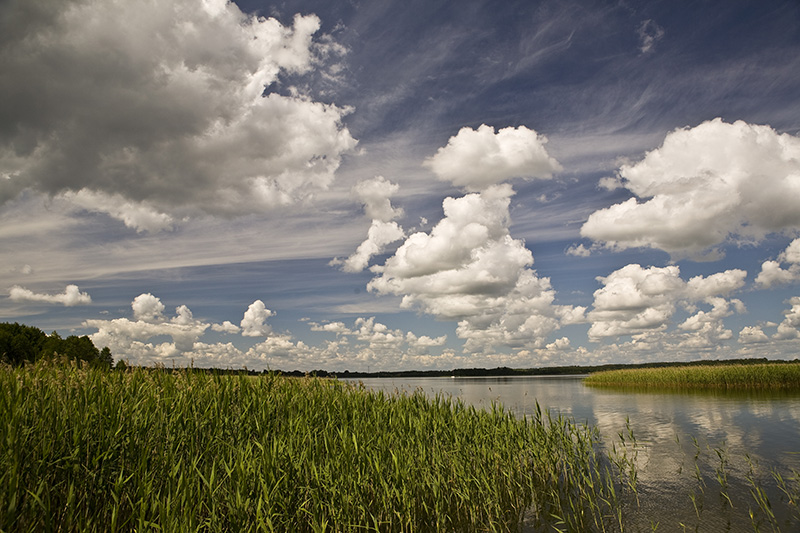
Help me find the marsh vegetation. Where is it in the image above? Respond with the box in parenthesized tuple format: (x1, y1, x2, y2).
(2, 361, 798, 531)
(1, 361, 642, 532)
(584, 362, 800, 390)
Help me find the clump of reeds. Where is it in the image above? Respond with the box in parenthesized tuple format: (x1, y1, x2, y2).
(583, 363, 800, 390)
(0, 360, 635, 532)
(667, 437, 800, 532)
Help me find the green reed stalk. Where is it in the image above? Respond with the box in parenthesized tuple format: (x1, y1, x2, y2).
(1, 360, 637, 532)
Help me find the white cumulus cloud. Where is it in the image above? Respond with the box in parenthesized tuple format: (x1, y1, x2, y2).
(337, 221, 406, 273)
(738, 326, 769, 344)
(61, 190, 175, 233)
(82, 293, 455, 370)
(87, 296, 210, 355)
(240, 300, 275, 337)
(0, 0, 356, 227)
(565, 243, 592, 257)
(582, 119, 800, 258)
(774, 297, 800, 340)
(132, 293, 166, 323)
(310, 321, 349, 334)
(676, 297, 742, 349)
(368, 184, 582, 352)
(353, 176, 404, 222)
(211, 321, 241, 334)
(84, 294, 285, 365)
(406, 332, 448, 349)
(546, 337, 571, 351)
(424, 124, 562, 191)
(308, 317, 448, 360)
(587, 264, 746, 340)
(332, 176, 406, 273)
(9, 284, 92, 306)
(756, 238, 800, 287)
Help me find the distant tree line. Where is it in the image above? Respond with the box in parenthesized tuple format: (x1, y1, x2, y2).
(0, 322, 113, 369)
(319, 358, 800, 379)
(159, 359, 800, 379)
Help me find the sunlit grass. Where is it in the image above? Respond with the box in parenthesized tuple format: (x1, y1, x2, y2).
(584, 363, 800, 390)
(1, 360, 637, 532)
(5, 360, 797, 531)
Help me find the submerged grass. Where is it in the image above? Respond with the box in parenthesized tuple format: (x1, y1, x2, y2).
(1, 360, 636, 532)
(583, 363, 800, 390)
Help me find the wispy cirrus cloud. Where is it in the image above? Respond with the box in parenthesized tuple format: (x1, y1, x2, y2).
(637, 19, 664, 54)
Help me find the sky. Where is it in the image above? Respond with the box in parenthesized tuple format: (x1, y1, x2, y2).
(2, 0, 800, 371)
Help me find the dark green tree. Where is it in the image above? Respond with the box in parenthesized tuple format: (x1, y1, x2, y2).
(38, 331, 63, 361)
(0, 323, 46, 365)
(98, 346, 113, 369)
(0, 323, 111, 369)
(61, 335, 100, 365)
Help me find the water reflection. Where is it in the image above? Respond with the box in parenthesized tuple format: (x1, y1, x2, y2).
(348, 375, 800, 532)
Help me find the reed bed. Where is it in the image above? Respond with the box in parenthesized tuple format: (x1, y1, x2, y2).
(583, 362, 800, 390)
(0, 361, 634, 532)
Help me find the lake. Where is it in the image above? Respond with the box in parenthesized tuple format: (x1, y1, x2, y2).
(348, 375, 800, 532)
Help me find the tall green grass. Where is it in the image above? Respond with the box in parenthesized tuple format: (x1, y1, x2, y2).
(1, 360, 635, 532)
(584, 363, 800, 390)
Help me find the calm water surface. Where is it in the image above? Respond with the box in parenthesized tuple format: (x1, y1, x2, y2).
(349, 375, 800, 532)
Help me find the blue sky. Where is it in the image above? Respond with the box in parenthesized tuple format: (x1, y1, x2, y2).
(2, 0, 800, 371)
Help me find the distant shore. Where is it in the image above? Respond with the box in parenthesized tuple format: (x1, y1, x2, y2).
(270, 357, 800, 379)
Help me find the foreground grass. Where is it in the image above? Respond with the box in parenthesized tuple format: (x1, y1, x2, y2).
(584, 362, 800, 390)
(1, 361, 637, 532)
